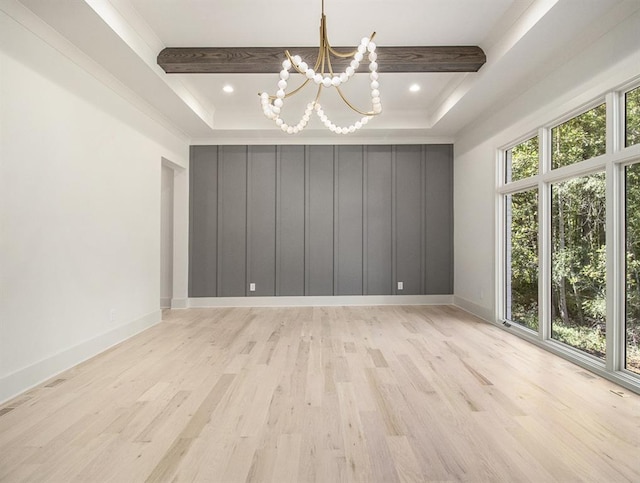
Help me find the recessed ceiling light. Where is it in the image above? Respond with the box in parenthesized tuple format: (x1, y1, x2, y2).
(409, 84, 421, 93)
(223, 85, 234, 93)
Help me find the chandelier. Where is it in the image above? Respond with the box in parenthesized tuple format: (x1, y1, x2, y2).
(259, 0, 381, 135)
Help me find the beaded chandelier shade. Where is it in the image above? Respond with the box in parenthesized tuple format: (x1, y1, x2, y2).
(259, 0, 381, 135)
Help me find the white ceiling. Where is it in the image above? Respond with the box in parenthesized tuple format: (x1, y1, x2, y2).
(14, 0, 640, 143)
(129, 0, 517, 47)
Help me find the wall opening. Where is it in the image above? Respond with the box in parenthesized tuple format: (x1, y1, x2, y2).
(161, 163, 175, 309)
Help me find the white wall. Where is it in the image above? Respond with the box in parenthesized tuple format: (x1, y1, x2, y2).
(453, 138, 497, 321)
(453, 8, 640, 322)
(0, 9, 189, 402)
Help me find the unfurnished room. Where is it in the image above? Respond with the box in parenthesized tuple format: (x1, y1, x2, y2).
(1, 0, 639, 481)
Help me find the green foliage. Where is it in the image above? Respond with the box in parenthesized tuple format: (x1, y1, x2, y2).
(507, 190, 538, 330)
(626, 163, 640, 374)
(508, 136, 538, 182)
(551, 172, 607, 359)
(552, 104, 606, 169)
(510, 304, 538, 332)
(552, 320, 640, 370)
(552, 321, 606, 359)
(506, 139, 540, 330)
(626, 86, 640, 147)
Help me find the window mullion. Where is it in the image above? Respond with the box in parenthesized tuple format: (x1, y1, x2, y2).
(606, 90, 624, 372)
(496, 190, 506, 323)
(606, 91, 621, 155)
(539, 127, 551, 341)
(605, 160, 621, 371)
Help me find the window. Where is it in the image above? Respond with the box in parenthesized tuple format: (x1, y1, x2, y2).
(551, 173, 606, 360)
(506, 189, 538, 330)
(626, 162, 640, 374)
(499, 86, 640, 390)
(506, 136, 538, 183)
(504, 138, 539, 330)
(626, 86, 640, 148)
(552, 104, 606, 169)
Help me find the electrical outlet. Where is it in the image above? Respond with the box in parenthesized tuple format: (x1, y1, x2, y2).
(397, 281, 403, 290)
(249, 283, 256, 292)
(109, 309, 116, 323)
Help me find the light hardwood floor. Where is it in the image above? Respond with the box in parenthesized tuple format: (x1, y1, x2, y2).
(0, 305, 638, 482)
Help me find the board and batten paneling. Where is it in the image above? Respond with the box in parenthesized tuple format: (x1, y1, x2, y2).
(217, 146, 247, 297)
(364, 146, 393, 295)
(276, 146, 306, 296)
(305, 146, 335, 296)
(189, 144, 453, 298)
(247, 146, 277, 296)
(335, 146, 364, 295)
(395, 145, 424, 295)
(189, 146, 218, 297)
(425, 145, 454, 294)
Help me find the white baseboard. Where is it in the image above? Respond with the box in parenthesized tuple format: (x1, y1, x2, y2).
(160, 297, 172, 309)
(188, 294, 454, 308)
(171, 298, 188, 309)
(0, 310, 161, 405)
(453, 295, 494, 323)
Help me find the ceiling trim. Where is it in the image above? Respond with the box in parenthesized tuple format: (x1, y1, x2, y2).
(157, 46, 486, 74)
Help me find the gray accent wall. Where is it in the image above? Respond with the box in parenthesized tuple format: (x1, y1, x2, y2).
(217, 146, 247, 296)
(189, 146, 218, 297)
(395, 145, 424, 295)
(306, 146, 335, 296)
(364, 146, 393, 295)
(276, 146, 305, 295)
(247, 146, 277, 296)
(335, 146, 363, 295)
(189, 144, 453, 297)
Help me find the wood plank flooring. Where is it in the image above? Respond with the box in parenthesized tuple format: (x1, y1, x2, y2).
(0, 305, 638, 482)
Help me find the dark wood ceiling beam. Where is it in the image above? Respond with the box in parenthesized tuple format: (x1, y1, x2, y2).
(157, 46, 485, 74)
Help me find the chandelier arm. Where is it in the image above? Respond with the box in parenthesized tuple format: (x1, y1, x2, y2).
(325, 44, 336, 76)
(327, 31, 376, 58)
(335, 85, 377, 116)
(318, 33, 328, 74)
(314, 31, 325, 104)
(313, 47, 324, 72)
(326, 46, 358, 59)
(313, 17, 326, 72)
(320, 38, 327, 75)
(320, 17, 328, 72)
(314, 83, 323, 104)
